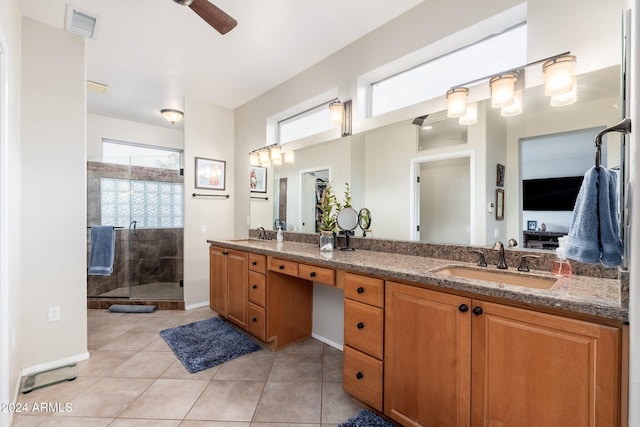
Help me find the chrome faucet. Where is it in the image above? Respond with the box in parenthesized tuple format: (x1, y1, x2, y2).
(256, 226, 268, 240)
(493, 241, 508, 269)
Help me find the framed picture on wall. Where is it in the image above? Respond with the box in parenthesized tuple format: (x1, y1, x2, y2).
(496, 163, 505, 187)
(496, 189, 505, 221)
(250, 166, 267, 193)
(195, 157, 226, 190)
(527, 220, 538, 231)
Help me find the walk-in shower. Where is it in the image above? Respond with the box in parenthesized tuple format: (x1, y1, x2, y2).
(87, 149, 184, 306)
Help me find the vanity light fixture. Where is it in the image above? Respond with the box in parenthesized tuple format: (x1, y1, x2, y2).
(446, 87, 469, 118)
(161, 109, 184, 125)
(329, 100, 344, 125)
(328, 99, 353, 137)
(284, 151, 295, 164)
(543, 55, 576, 97)
(258, 150, 271, 166)
(249, 143, 295, 167)
(490, 73, 518, 108)
(550, 77, 577, 106)
(500, 90, 523, 117)
(249, 152, 260, 166)
(458, 102, 478, 125)
(269, 145, 282, 162)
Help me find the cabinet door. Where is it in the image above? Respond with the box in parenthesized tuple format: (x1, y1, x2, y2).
(226, 250, 248, 328)
(385, 282, 471, 427)
(209, 246, 227, 316)
(471, 301, 620, 427)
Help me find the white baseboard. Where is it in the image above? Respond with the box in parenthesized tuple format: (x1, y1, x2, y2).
(311, 332, 343, 351)
(21, 352, 90, 377)
(185, 301, 210, 310)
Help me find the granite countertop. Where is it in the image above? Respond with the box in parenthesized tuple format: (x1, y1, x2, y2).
(208, 238, 627, 322)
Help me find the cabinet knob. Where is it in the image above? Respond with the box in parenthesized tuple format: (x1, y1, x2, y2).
(357, 322, 365, 329)
(310, 271, 317, 278)
(252, 284, 258, 289)
(458, 304, 469, 313)
(356, 371, 364, 380)
(252, 317, 257, 322)
(472, 306, 483, 316)
(279, 265, 285, 270)
(252, 261, 258, 266)
(356, 287, 365, 294)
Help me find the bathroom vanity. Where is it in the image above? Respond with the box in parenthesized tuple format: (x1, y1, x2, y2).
(208, 238, 627, 427)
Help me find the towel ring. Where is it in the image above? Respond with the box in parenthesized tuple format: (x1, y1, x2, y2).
(594, 118, 631, 168)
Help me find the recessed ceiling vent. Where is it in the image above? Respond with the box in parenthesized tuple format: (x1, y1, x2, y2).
(65, 4, 100, 39)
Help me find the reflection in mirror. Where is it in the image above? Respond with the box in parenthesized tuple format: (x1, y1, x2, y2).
(337, 207, 359, 251)
(358, 208, 372, 236)
(250, 65, 622, 247)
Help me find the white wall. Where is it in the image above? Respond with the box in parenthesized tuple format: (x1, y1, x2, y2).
(20, 17, 88, 370)
(0, 0, 23, 423)
(183, 97, 235, 308)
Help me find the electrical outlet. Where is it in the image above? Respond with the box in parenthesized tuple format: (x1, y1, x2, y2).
(494, 228, 500, 238)
(48, 306, 61, 322)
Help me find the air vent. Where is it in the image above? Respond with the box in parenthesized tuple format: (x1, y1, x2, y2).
(65, 5, 100, 39)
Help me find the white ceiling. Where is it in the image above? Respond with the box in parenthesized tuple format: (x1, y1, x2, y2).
(20, 0, 424, 129)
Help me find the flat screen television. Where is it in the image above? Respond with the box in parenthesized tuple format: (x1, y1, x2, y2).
(522, 176, 584, 211)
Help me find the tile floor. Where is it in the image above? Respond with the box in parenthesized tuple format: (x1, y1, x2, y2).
(12, 307, 363, 426)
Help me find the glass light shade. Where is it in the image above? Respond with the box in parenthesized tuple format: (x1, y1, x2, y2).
(500, 90, 523, 117)
(329, 101, 343, 125)
(249, 152, 260, 166)
(270, 145, 282, 161)
(272, 157, 282, 166)
(258, 150, 270, 165)
(458, 102, 478, 125)
(284, 151, 295, 164)
(446, 87, 469, 118)
(490, 73, 517, 108)
(160, 109, 184, 125)
(550, 77, 577, 106)
(543, 55, 576, 96)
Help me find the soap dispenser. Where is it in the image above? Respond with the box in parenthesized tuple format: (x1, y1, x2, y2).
(276, 226, 283, 242)
(551, 236, 572, 281)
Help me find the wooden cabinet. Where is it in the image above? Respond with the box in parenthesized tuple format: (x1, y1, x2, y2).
(343, 273, 385, 411)
(209, 246, 248, 328)
(384, 281, 621, 427)
(247, 253, 267, 340)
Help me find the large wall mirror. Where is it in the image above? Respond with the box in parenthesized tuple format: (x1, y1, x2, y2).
(250, 22, 624, 249)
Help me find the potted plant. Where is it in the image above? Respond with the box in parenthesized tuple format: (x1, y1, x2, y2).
(318, 184, 337, 251)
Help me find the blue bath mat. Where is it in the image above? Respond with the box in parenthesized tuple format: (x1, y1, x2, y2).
(160, 316, 261, 373)
(339, 410, 396, 427)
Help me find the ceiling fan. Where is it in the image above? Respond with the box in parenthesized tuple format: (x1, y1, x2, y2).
(173, 0, 237, 35)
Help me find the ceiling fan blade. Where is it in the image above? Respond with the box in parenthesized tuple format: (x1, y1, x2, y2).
(189, 0, 237, 34)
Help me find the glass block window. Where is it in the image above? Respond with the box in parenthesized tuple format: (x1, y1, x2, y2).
(101, 178, 183, 228)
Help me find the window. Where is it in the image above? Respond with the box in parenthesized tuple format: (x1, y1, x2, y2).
(370, 24, 527, 116)
(278, 102, 334, 144)
(100, 178, 183, 228)
(102, 140, 181, 170)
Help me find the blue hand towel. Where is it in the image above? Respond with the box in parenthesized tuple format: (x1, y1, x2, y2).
(566, 166, 622, 267)
(88, 226, 115, 275)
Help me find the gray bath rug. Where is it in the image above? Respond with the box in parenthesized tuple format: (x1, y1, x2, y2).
(160, 316, 261, 373)
(109, 304, 157, 313)
(339, 410, 396, 427)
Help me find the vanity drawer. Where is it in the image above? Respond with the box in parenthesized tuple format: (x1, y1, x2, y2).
(248, 271, 266, 306)
(299, 264, 335, 286)
(247, 302, 266, 340)
(248, 253, 266, 274)
(343, 345, 383, 411)
(268, 257, 299, 277)
(344, 273, 384, 308)
(344, 299, 384, 359)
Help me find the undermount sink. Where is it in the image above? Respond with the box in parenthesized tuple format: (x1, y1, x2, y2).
(434, 265, 557, 289)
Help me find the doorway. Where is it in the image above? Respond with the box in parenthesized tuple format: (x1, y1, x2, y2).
(300, 168, 330, 233)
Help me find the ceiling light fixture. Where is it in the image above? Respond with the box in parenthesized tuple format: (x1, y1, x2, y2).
(161, 109, 184, 125)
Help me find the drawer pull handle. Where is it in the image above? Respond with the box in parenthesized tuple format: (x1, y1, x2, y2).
(310, 272, 317, 278)
(357, 322, 365, 329)
(252, 261, 258, 266)
(252, 317, 257, 322)
(473, 306, 483, 316)
(279, 265, 285, 270)
(252, 284, 258, 289)
(222, 251, 229, 255)
(356, 371, 364, 380)
(458, 304, 469, 313)
(356, 287, 364, 294)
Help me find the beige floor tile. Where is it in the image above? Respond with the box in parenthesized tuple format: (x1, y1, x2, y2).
(17, 376, 100, 407)
(143, 336, 174, 351)
(13, 415, 113, 426)
(252, 382, 322, 424)
(186, 380, 264, 422)
(109, 419, 181, 426)
(213, 350, 275, 381)
(279, 338, 325, 355)
(322, 353, 343, 383)
(76, 350, 137, 377)
(109, 351, 176, 378)
(180, 421, 250, 426)
(250, 424, 319, 427)
(119, 378, 209, 420)
(268, 354, 323, 382)
(65, 377, 154, 418)
(320, 382, 362, 424)
(98, 331, 162, 351)
(161, 360, 220, 380)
